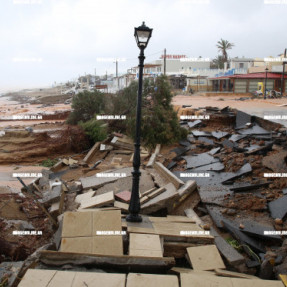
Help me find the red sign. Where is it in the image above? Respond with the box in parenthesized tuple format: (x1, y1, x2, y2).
(95, 85, 108, 89)
(160, 55, 187, 59)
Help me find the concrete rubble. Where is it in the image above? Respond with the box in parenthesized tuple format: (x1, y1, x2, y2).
(1, 107, 287, 286)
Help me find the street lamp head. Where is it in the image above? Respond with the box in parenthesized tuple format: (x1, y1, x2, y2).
(134, 22, 153, 49)
(265, 67, 269, 71)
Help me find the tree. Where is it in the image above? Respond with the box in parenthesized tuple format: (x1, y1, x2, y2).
(211, 55, 225, 69)
(141, 76, 187, 149)
(79, 117, 107, 144)
(216, 39, 234, 64)
(114, 75, 187, 150)
(67, 90, 106, 124)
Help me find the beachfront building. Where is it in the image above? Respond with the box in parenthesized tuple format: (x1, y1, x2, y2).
(209, 72, 287, 93)
(110, 55, 212, 92)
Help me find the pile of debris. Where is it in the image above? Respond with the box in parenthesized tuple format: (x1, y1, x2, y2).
(1, 107, 287, 286)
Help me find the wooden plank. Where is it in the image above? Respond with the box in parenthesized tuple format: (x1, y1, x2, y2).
(141, 187, 157, 198)
(169, 268, 216, 276)
(149, 217, 171, 222)
(93, 235, 123, 256)
(92, 209, 122, 235)
(78, 191, 114, 209)
(153, 221, 210, 238)
(166, 215, 196, 223)
(50, 160, 64, 172)
(147, 144, 161, 168)
(75, 190, 96, 204)
(36, 200, 58, 227)
(61, 210, 123, 255)
(141, 183, 178, 214)
(92, 209, 123, 255)
(39, 250, 176, 273)
(154, 162, 184, 189)
(187, 245, 226, 271)
(127, 226, 156, 235)
(114, 201, 129, 213)
(215, 269, 260, 279)
(164, 242, 202, 258)
(128, 222, 213, 243)
(61, 237, 93, 254)
(181, 273, 233, 287)
(18, 269, 57, 287)
(129, 233, 163, 257)
(83, 142, 101, 163)
(48, 270, 76, 287)
(148, 216, 195, 224)
(58, 185, 65, 214)
(140, 196, 149, 204)
(72, 272, 126, 287)
(62, 211, 93, 237)
(231, 278, 284, 287)
(126, 273, 179, 287)
(147, 187, 166, 199)
(185, 208, 203, 225)
(177, 180, 197, 198)
(33, 182, 42, 193)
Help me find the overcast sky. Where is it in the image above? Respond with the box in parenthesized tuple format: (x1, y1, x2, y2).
(0, 0, 286, 92)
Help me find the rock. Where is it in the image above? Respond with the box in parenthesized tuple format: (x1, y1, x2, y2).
(202, 224, 210, 230)
(275, 218, 283, 225)
(266, 194, 275, 199)
(259, 259, 274, 279)
(275, 255, 283, 265)
(275, 224, 282, 230)
(239, 224, 244, 229)
(264, 251, 277, 260)
(25, 127, 33, 133)
(226, 209, 236, 216)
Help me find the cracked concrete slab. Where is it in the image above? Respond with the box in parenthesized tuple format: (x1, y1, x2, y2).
(183, 153, 219, 169)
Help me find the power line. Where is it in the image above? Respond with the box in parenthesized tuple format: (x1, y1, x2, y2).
(124, 50, 163, 62)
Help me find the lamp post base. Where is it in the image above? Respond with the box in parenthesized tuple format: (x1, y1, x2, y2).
(126, 213, 142, 222)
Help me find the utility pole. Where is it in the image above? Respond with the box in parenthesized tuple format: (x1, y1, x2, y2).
(116, 59, 119, 89)
(164, 48, 166, 75)
(281, 49, 286, 96)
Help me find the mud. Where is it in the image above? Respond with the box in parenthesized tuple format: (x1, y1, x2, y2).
(0, 194, 54, 262)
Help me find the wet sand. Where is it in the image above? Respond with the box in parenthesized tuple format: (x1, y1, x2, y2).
(0, 165, 48, 192)
(0, 95, 70, 128)
(173, 94, 287, 126)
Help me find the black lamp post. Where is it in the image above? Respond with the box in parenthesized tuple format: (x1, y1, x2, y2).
(264, 67, 269, 100)
(126, 22, 152, 222)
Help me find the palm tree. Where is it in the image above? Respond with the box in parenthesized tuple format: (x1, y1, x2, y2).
(211, 55, 224, 69)
(216, 39, 234, 63)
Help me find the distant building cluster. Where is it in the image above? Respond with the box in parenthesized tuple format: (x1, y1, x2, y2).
(60, 54, 287, 95)
(112, 54, 287, 94)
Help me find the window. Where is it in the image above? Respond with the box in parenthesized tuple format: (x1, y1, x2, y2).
(239, 63, 244, 68)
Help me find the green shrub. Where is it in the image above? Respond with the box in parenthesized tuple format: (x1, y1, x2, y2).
(123, 75, 188, 149)
(226, 237, 242, 252)
(41, 158, 58, 167)
(79, 117, 107, 144)
(67, 90, 106, 124)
